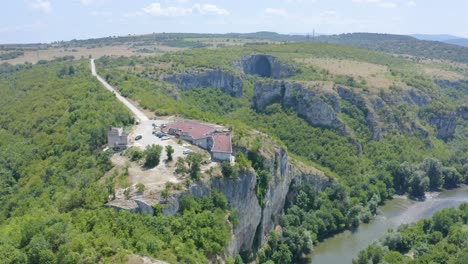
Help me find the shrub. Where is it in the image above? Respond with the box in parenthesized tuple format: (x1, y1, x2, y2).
(144, 144, 163, 168)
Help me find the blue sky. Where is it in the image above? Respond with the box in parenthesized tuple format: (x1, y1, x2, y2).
(1, 0, 467, 43)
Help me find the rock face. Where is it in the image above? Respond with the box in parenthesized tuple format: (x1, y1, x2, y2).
(162, 69, 243, 97)
(162, 147, 330, 256)
(240, 54, 297, 79)
(427, 107, 468, 139)
(253, 80, 344, 130)
(105, 198, 156, 215)
(335, 85, 383, 140)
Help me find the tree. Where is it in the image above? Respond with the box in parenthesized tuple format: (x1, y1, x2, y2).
(176, 157, 188, 174)
(144, 144, 163, 168)
(393, 162, 413, 194)
(408, 170, 429, 198)
(271, 243, 292, 264)
(442, 166, 461, 189)
(221, 161, 237, 178)
(186, 153, 203, 180)
(421, 158, 443, 190)
(165, 145, 174, 161)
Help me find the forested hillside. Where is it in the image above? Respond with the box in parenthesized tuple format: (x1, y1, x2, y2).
(95, 42, 467, 262)
(0, 60, 233, 263)
(0, 38, 466, 264)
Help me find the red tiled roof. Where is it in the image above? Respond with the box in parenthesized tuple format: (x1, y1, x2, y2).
(211, 133, 232, 153)
(163, 121, 215, 140)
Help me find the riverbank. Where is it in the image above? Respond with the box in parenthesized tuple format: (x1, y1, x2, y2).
(308, 185, 468, 263)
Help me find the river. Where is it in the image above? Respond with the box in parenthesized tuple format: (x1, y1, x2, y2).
(308, 185, 468, 264)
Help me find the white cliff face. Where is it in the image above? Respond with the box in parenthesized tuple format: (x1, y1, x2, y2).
(240, 54, 298, 79)
(253, 80, 344, 130)
(161, 147, 330, 256)
(162, 69, 244, 97)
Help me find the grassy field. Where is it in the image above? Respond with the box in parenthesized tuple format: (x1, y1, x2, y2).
(0, 45, 184, 64)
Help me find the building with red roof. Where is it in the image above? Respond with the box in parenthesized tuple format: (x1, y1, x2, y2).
(162, 121, 232, 161)
(211, 133, 232, 161)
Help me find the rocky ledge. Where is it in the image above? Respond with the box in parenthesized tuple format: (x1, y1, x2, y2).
(162, 69, 243, 97)
(252, 80, 344, 130)
(239, 54, 298, 79)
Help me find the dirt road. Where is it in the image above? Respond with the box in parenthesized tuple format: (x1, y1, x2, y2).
(90, 59, 149, 122)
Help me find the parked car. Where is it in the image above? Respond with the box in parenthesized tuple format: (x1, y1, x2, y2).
(183, 149, 193, 154)
(135, 135, 142, 140)
(161, 136, 170, 140)
(155, 131, 165, 138)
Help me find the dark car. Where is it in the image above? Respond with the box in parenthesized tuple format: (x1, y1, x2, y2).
(135, 135, 142, 140)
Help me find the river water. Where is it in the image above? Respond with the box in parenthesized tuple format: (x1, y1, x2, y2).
(308, 185, 468, 264)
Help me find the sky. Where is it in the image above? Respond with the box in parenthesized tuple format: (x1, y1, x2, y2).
(1, 0, 468, 44)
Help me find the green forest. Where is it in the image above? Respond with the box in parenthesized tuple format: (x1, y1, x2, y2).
(94, 42, 467, 263)
(0, 39, 466, 264)
(0, 61, 233, 263)
(353, 203, 468, 264)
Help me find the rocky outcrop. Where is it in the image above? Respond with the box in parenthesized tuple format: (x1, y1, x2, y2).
(239, 54, 297, 78)
(427, 106, 468, 139)
(253, 80, 344, 130)
(105, 200, 140, 213)
(105, 197, 157, 215)
(162, 147, 330, 256)
(162, 69, 243, 97)
(135, 199, 155, 215)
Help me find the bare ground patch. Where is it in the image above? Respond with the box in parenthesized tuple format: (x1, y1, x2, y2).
(296, 58, 394, 89)
(2, 45, 183, 65)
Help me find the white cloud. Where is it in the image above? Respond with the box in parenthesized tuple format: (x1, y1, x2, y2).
(143, 3, 192, 17)
(406, 1, 416, 7)
(137, 2, 229, 17)
(352, 0, 397, 8)
(264, 8, 288, 16)
(29, 0, 52, 13)
(193, 4, 229, 15)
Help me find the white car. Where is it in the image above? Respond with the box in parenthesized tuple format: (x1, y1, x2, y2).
(183, 149, 193, 154)
(161, 136, 170, 140)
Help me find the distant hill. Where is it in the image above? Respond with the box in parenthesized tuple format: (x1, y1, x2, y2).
(411, 34, 468, 48)
(411, 34, 460, 42)
(5, 31, 468, 64)
(444, 38, 468, 47)
(230, 32, 468, 63)
(307, 33, 468, 63)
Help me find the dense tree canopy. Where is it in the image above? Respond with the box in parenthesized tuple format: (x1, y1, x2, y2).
(353, 203, 468, 264)
(0, 61, 232, 263)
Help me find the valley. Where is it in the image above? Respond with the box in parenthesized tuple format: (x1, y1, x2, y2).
(0, 30, 467, 264)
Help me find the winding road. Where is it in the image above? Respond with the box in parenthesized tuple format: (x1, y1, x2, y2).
(90, 59, 149, 122)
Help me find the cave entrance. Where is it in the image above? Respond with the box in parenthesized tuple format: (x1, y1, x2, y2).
(252, 56, 272, 78)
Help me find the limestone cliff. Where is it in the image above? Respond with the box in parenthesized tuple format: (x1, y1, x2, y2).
(162, 69, 243, 97)
(239, 54, 298, 79)
(426, 106, 468, 139)
(162, 147, 331, 256)
(252, 80, 344, 130)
